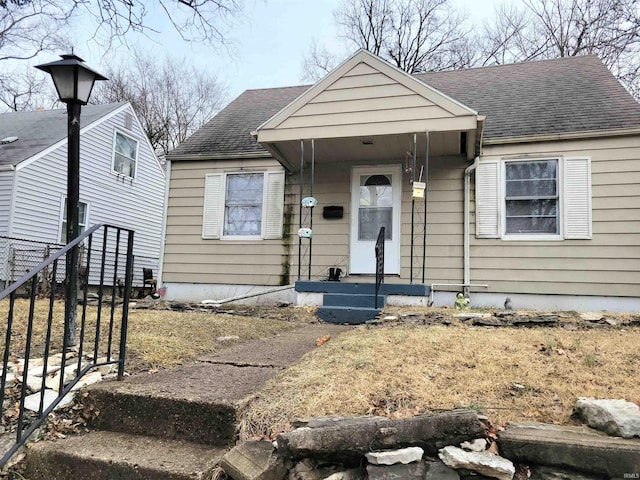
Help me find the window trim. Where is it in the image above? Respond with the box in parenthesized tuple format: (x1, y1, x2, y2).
(58, 195, 90, 243)
(220, 171, 267, 241)
(111, 129, 139, 180)
(501, 157, 563, 241)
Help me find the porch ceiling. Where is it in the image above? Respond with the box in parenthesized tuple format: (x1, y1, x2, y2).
(261, 130, 475, 171)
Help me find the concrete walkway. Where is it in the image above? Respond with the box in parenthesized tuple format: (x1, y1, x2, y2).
(94, 322, 351, 404)
(25, 322, 352, 479)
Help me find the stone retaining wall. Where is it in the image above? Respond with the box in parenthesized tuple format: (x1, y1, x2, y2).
(221, 401, 640, 480)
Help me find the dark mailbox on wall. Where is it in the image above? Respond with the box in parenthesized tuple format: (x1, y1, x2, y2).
(323, 206, 344, 219)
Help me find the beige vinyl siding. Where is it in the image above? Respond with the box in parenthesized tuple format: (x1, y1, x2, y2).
(286, 156, 466, 284)
(162, 159, 289, 286)
(472, 135, 640, 297)
(258, 54, 477, 143)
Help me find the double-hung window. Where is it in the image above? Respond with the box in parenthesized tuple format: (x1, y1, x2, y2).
(60, 198, 89, 243)
(475, 157, 591, 240)
(112, 131, 137, 179)
(202, 170, 285, 240)
(504, 159, 559, 235)
(224, 173, 264, 237)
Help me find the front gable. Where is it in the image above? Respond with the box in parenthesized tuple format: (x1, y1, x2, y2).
(256, 49, 479, 143)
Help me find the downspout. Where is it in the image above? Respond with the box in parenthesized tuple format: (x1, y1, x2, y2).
(157, 159, 171, 290)
(464, 156, 479, 291)
(463, 116, 485, 295)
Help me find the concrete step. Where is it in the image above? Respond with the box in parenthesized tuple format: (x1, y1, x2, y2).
(84, 363, 275, 445)
(317, 306, 380, 324)
(83, 324, 352, 445)
(296, 280, 429, 296)
(499, 422, 640, 478)
(25, 430, 226, 480)
(323, 293, 385, 308)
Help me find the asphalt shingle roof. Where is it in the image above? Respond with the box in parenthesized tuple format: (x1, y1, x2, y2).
(169, 55, 640, 158)
(0, 102, 126, 167)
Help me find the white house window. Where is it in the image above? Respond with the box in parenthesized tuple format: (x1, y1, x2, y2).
(61, 198, 88, 243)
(505, 159, 558, 235)
(475, 157, 592, 241)
(202, 171, 285, 240)
(113, 131, 137, 179)
(224, 173, 264, 237)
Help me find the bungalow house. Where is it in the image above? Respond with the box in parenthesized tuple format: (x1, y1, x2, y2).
(161, 50, 640, 319)
(0, 102, 165, 289)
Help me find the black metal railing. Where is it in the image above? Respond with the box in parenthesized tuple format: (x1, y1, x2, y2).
(0, 224, 134, 467)
(374, 227, 385, 309)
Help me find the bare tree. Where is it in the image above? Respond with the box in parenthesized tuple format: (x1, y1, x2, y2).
(0, 65, 57, 110)
(481, 0, 640, 96)
(0, 1, 243, 61)
(0, 0, 73, 62)
(71, 0, 243, 49)
(300, 0, 474, 79)
(91, 51, 226, 158)
(300, 39, 341, 82)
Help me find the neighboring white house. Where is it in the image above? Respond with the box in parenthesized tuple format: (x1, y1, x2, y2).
(0, 102, 165, 288)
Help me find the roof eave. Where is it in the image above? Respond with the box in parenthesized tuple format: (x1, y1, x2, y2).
(166, 151, 272, 161)
(483, 127, 640, 146)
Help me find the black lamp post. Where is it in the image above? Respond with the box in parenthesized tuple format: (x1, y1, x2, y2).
(36, 54, 107, 347)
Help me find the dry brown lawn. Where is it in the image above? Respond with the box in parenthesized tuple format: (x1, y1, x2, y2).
(0, 299, 301, 372)
(238, 320, 640, 439)
(3, 299, 639, 439)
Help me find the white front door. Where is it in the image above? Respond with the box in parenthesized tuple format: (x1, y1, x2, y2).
(349, 165, 402, 274)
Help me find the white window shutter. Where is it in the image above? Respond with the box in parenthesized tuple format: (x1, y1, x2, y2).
(475, 160, 500, 238)
(202, 174, 223, 239)
(563, 158, 592, 239)
(264, 171, 285, 239)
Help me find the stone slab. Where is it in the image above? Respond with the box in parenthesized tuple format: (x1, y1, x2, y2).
(366, 461, 426, 479)
(366, 446, 424, 465)
(220, 440, 286, 480)
(425, 461, 460, 479)
(530, 466, 602, 480)
(25, 430, 225, 480)
(499, 422, 640, 477)
(573, 397, 640, 438)
(277, 410, 484, 460)
(438, 446, 514, 480)
(24, 389, 75, 412)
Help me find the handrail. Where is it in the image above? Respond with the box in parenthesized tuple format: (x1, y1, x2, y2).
(0, 223, 135, 467)
(374, 226, 385, 309)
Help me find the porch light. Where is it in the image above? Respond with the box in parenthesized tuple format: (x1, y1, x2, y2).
(35, 53, 107, 105)
(35, 53, 107, 348)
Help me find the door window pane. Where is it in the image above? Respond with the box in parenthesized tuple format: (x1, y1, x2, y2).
(358, 174, 392, 240)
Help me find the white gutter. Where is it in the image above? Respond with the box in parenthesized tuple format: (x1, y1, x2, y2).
(464, 156, 480, 288)
(0, 165, 15, 171)
(157, 159, 171, 289)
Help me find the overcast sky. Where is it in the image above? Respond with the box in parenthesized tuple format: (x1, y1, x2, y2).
(70, 0, 499, 102)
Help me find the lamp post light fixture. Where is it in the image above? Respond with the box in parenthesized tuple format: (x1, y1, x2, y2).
(36, 53, 107, 347)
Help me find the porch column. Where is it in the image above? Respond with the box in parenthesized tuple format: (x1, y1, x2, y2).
(297, 139, 316, 281)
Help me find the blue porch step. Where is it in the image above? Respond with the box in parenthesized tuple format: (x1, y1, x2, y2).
(295, 280, 429, 296)
(323, 293, 385, 308)
(317, 306, 380, 324)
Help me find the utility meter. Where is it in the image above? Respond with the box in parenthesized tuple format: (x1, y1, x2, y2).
(298, 228, 312, 238)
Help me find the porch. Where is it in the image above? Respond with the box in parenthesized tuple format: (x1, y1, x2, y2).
(254, 50, 484, 321)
